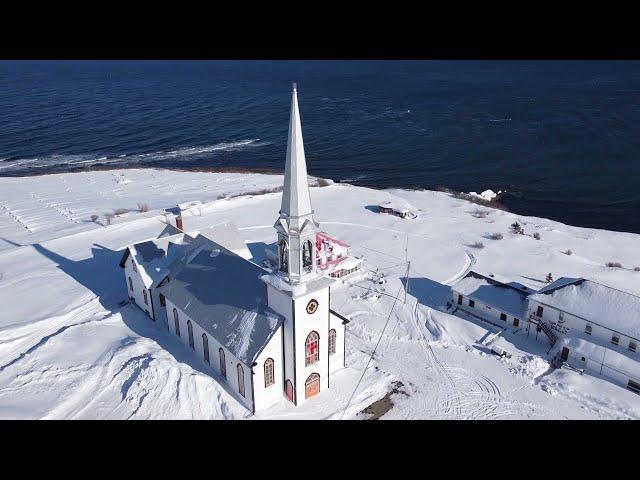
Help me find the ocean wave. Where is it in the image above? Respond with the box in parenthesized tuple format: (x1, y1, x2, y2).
(0, 139, 270, 174)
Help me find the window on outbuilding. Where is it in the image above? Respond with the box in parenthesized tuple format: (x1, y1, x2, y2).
(219, 348, 226, 379)
(630, 342, 637, 353)
(264, 358, 275, 387)
(612, 335, 620, 346)
(513, 318, 520, 327)
(173, 308, 180, 337)
(457, 294, 463, 305)
(500, 313, 507, 321)
(128, 276, 133, 292)
(329, 329, 337, 355)
(187, 320, 194, 349)
(468, 299, 475, 308)
(585, 324, 592, 335)
(132, 259, 137, 272)
(536, 306, 544, 317)
(237, 364, 245, 397)
(305, 331, 320, 367)
(159, 293, 166, 307)
(143, 289, 148, 305)
(202, 333, 209, 364)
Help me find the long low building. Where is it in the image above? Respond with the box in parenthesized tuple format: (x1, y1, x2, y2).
(452, 271, 533, 328)
(451, 272, 640, 394)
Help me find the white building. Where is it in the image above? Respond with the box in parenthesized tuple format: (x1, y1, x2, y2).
(527, 278, 640, 393)
(452, 272, 640, 394)
(120, 84, 349, 412)
(452, 271, 533, 329)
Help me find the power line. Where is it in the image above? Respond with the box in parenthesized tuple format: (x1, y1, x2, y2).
(339, 281, 404, 420)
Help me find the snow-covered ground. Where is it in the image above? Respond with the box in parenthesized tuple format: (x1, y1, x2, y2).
(0, 168, 638, 419)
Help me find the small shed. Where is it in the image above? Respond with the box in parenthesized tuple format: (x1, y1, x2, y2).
(377, 200, 417, 219)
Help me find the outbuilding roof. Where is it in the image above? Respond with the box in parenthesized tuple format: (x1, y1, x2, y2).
(530, 278, 640, 340)
(159, 238, 282, 365)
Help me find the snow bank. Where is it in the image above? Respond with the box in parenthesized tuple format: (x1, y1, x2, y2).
(468, 189, 502, 202)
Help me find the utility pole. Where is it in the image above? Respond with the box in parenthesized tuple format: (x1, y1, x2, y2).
(403, 234, 410, 305)
(404, 261, 410, 305)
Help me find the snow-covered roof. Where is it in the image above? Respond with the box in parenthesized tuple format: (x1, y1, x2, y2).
(556, 337, 640, 380)
(188, 220, 251, 259)
(159, 240, 283, 365)
(331, 255, 363, 271)
(531, 278, 640, 340)
(453, 271, 529, 318)
(378, 200, 414, 214)
(120, 232, 194, 287)
(157, 224, 183, 238)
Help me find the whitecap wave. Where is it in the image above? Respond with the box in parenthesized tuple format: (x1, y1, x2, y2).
(0, 139, 269, 173)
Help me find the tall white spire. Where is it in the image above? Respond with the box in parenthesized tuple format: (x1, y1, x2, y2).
(280, 83, 313, 220)
(274, 83, 319, 284)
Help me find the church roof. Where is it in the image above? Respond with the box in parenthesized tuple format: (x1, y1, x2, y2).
(280, 84, 314, 224)
(119, 232, 194, 287)
(189, 220, 251, 259)
(159, 238, 283, 365)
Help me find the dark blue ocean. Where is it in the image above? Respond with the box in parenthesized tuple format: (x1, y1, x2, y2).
(1, 61, 639, 233)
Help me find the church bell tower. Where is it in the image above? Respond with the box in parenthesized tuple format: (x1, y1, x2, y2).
(264, 83, 335, 406)
(274, 83, 320, 285)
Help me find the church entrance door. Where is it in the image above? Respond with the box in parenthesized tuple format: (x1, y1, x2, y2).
(305, 373, 320, 399)
(285, 380, 294, 403)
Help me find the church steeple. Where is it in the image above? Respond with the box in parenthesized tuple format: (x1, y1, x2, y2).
(280, 83, 313, 222)
(274, 83, 319, 284)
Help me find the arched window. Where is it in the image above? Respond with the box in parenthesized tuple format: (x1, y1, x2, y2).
(237, 363, 245, 397)
(302, 239, 313, 271)
(187, 320, 194, 349)
(128, 276, 133, 292)
(202, 333, 210, 364)
(305, 373, 320, 399)
(219, 348, 226, 378)
(143, 289, 148, 305)
(279, 239, 288, 272)
(264, 358, 275, 387)
(305, 331, 320, 367)
(173, 308, 180, 337)
(329, 329, 337, 356)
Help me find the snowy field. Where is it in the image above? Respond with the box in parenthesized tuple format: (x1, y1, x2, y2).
(0, 168, 638, 419)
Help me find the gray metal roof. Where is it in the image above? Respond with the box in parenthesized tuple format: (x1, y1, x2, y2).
(159, 239, 283, 365)
(453, 271, 529, 318)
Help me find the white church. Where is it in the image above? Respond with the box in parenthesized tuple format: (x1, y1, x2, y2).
(120, 84, 350, 413)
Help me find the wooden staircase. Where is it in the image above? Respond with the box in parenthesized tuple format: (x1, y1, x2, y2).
(529, 314, 557, 345)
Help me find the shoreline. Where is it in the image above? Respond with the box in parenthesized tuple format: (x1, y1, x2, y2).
(2, 164, 638, 235)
